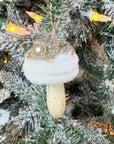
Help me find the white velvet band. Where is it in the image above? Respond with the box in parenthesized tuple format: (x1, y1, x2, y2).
(23, 52, 79, 84)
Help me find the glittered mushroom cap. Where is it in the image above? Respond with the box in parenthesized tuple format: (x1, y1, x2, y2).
(23, 38, 79, 84)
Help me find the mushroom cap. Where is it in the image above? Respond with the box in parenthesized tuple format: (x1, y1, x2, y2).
(23, 38, 79, 84)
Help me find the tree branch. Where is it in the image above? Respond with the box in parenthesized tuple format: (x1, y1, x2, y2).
(50, 3, 54, 30)
(51, 13, 63, 41)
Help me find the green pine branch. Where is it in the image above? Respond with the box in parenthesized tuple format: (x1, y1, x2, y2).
(37, 0, 72, 40)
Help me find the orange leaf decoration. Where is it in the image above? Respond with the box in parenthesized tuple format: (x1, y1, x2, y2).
(26, 11, 42, 22)
(90, 11, 111, 22)
(7, 22, 30, 35)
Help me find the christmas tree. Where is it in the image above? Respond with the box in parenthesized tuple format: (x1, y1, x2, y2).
(0, 0, 114, 143)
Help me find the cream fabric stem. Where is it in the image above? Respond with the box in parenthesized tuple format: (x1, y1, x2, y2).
(47, 84, 66, 118)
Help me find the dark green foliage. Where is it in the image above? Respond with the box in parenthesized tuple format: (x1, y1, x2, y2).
(72, 98, 103, 117)
(105, 61, 114, 80)
(7, 3, 26, 26)
(0, 1, 8, 18)
(71, 79, 103, 118)
(108, 136, 114, 144)
(79, 0, 105, 13)
(0, 18, 7, 29)
(29, 130, 51, 144)
(76, 42, 103, 77)
(105, 30, 114, 62)
(37, 0, 72, 32)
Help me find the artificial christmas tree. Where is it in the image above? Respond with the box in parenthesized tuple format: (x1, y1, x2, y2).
(0, 0, 114, 143)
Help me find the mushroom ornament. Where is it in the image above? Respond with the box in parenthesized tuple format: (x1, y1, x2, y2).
(23, 2, 79, 118)
(23, 38, 79, 118)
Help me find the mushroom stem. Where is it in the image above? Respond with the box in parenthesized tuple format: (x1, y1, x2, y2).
(47, 84, 66, 118)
